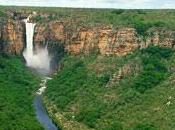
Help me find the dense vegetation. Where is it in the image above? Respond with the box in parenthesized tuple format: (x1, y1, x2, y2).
(1, 6, 175, 130)
(45, 46, 175, 130)
(0, 53, 43, 130)
(0, 6, 175, 35)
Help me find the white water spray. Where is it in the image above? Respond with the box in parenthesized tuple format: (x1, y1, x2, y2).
(23, 17, 51, 75)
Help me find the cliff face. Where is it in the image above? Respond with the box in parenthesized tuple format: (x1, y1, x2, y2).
(1, 19, 25, 54)
(33, 21, 175, 56)
(66, 27, 175, 55)
(1, 18, 175, 56)
(34, 21, 65, 44)
(66, 27, 140, 56)
(34, 23, 140, 56)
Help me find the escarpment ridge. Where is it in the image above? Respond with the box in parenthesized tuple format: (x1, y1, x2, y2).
(0, 9, 175, 55)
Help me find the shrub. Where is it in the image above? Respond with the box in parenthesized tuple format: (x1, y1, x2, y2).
(76, 109, 101, 128)
(102, 122, 123, 130)
(111, 9, 124, 15)
(133, 123, 157, 130)
(99, 73, 110, 86)
(132, 45, 173, 93)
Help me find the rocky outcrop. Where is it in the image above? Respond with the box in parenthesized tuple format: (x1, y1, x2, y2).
(106, 62, 141, 87)
(146, 28, 175, 48)
(1, 19, 25, 54)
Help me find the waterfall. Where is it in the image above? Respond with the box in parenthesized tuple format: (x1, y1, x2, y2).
(23, 17, 51, 75)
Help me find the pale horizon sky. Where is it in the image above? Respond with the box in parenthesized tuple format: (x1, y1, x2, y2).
(0, 0, 175, 9)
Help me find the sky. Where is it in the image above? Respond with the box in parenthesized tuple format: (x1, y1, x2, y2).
(0, 0, 175, 9)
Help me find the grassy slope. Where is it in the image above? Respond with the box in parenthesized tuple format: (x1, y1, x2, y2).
(45, 46, 175, 130)
(0, 53, 43, 130)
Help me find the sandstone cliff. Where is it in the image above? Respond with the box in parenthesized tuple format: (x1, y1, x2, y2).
(34, 21, 65, 44)
(1, 19, 25, 54)
(1, 17, 175, 56)
(33, 21, 175, 56)
(33, 22, 141, 56)
(65, 27, 140, 56)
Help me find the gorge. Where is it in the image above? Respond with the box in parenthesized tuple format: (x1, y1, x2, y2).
(23, 16, 59, 130)
(1, 7, 175, 130)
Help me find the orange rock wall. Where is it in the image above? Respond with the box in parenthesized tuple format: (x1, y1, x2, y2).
(1, 19, 24, 54)
(1, 19, 175, 56)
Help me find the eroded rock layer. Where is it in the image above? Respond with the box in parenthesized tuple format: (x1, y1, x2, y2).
(1, 19, 25, 54)
(1, 18, 175, 56)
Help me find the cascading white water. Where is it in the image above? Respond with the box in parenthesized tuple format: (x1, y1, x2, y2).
(23, 17, 51, 75)
(23, 17, 58, 130)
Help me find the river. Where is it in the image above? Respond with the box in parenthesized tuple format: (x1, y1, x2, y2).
(34, 77, 59, 130)
(34, 96, 58, 130)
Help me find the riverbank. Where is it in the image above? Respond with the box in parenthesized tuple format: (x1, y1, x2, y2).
(43, 96, 92, 130)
